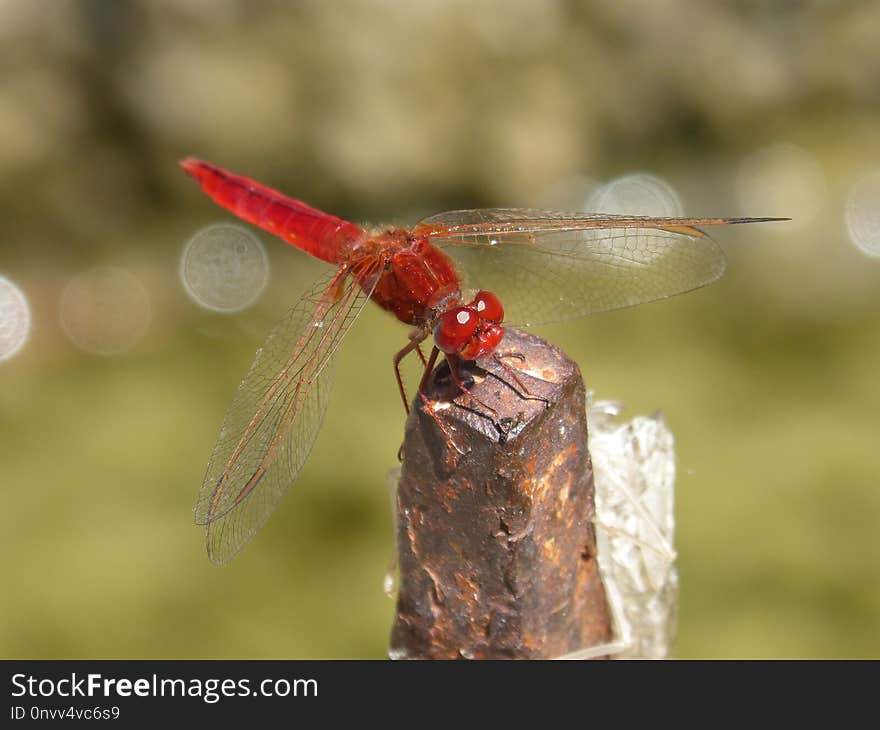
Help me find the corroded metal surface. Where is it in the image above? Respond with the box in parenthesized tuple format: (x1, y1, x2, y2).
(390, 328, 611, 659)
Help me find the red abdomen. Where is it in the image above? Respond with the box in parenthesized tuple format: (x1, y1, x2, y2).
(180, 158, 363, 264)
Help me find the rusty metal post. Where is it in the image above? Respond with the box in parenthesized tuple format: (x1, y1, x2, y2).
(389, 328, 612, 659)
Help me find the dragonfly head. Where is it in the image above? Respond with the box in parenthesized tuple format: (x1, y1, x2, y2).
(433, 290, 504, 361)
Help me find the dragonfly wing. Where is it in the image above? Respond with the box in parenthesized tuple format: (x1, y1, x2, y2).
(415, 209, 780, 326)
(194, 260, 380, 565)
(413, 208, 784, 238)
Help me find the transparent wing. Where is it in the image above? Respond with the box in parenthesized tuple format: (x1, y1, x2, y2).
(413, 209, 783, 238)
(414, 209, 781, 326)
(194, 259, 381, 565)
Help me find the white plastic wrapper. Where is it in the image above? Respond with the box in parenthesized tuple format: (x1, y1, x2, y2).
(384, 466, 402, 600)
(568, 396, 678, 659)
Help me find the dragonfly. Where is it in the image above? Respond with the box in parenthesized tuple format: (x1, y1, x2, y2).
(180, 157, 784, 565)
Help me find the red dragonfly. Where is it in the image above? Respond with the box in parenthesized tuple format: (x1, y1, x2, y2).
(181, 157, 783, 564)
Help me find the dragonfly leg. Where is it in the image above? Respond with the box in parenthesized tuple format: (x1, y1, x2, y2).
(402, 346, 469, 455)
(414, 349, 515, 446)
(418, 391, 467, 455)
(446, 355, 530, 444)
(393, 330, 430, 415)
(489, 352, 551, 408)
(445, 356, 500, 420)
(416, 345, 441, 394)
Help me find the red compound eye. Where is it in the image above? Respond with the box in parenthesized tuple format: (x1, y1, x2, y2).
(433, 306, 478, 354)
(472, 290, 504, 323)
(458, 323, 504, 360)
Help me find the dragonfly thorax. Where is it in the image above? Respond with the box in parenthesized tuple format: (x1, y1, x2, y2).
(364, 232, 463, 327)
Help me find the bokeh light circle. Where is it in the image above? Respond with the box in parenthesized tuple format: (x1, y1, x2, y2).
(845, 170, 880, 258)
(587, 173, 684, 217)
(59, 267, 152, 355)
(736, 143, 825, 230)
(0, 275, 31, 362)
(180, 224, 269, 312)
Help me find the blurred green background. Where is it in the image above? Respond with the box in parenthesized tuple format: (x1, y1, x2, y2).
(2, 0, 879, 659)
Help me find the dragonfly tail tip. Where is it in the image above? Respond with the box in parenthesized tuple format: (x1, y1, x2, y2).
(179, 157, 203, 178)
